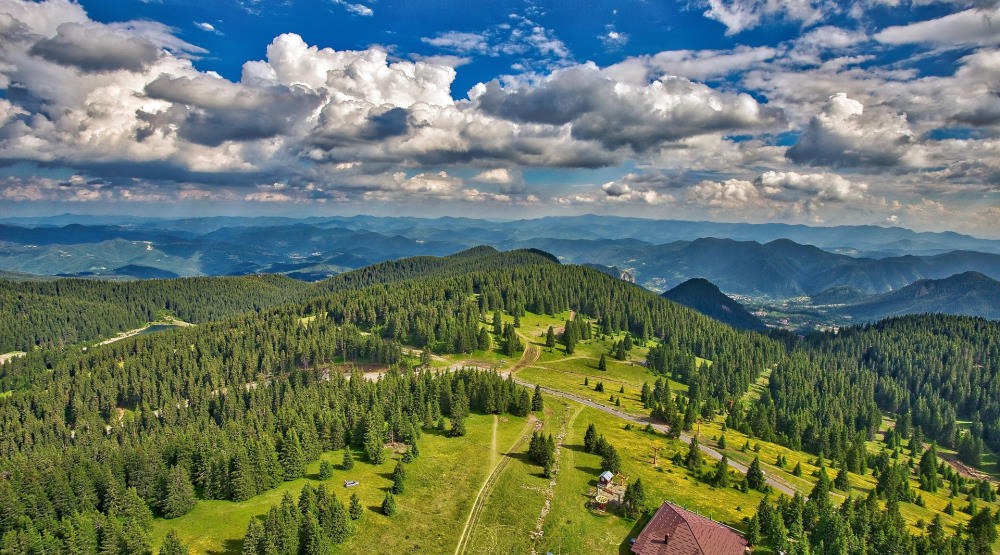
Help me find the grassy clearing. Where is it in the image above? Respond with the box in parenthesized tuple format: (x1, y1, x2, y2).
(465, 400, 574, 554)
(151, 412, 530, 554)
(697, 413, 1000, 540)
(538, 403, 767, 555)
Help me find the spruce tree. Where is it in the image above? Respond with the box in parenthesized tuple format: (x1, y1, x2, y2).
(747, 456, 765, 491)
(598, 353, 607, 371)
(834, 460, 850, 491)
(318, 460, 334, 480)
(241, 519, 264, 555)
(392, 461, 406, 495)
(531, 385, 544, 411)
(601, 444, 622, 474)
(159, 530, 189, 555)
(545, 326, 556, 348)
(711, 456, 729, 488)
(349, 492, 363, 520)
(584, 423, 598, 453)
(159, 465, 196, 519)
(342, 449, 354, 471)
(281, 430, 306, 481)
(686, 436, 703, 469)
(364, 413, 385, 464)
(381, 492, 397, 516)
(299, 512, 327, 555)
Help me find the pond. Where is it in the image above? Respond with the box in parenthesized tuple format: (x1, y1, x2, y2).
(139, 324, 181, 335)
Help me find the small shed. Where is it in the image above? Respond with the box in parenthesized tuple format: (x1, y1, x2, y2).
(598, 470, 615, 484)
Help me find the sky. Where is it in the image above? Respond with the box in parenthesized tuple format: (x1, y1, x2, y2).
(0, 0, 998, 236)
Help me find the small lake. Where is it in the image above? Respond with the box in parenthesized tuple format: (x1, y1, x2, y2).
(139, 324, 181, 335)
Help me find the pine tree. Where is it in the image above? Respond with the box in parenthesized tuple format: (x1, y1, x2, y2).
(532, 385, 544, 411)
(747, 456, 765, 491)
(584, 423, 598, 453)
(318, 460, 334, 480)
(623, 478, 646, 519)
(834, 460, 850, 491)
(159, 530, 189, 555)
(598, 353, 607, 371)
(241, 518, 264, 555)
(281, 430, 306, 480)
(299, 512, 327, 555)
(919, 444, 939, 492)
(392, 461, 406, 495)
(159, 465, 196, 519)
(745, 515, 761, 547)
(545, 326, 556, 348)
(342, 449, 354, 470)
(601, 444, 622, 474)
(364, 412, 385, 464)
(381, 492, 397, 516)
(686, 436, 703, 469)
(349, 492, 363, 520)
(711, 456, 729, 488)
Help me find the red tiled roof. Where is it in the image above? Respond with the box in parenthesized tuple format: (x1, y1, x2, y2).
(631, 501, 748, 555)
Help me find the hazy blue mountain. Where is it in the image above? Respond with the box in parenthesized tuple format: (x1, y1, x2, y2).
(838, 272, 1000, 321)
(521, 237, 1000, 297)
(3, 217, 1000, 313)
(6, 213, 999, 256)
(662, 278, 766, 331)
(810, 286, 870, 305)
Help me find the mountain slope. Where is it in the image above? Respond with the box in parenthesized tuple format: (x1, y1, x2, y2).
(839, 271, 1000, 321)
(662, 278, 766, 331)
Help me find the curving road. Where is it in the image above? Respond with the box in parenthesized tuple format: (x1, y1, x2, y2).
(510, 378, 798, 497)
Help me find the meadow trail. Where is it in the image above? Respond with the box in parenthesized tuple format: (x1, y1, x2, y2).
(454, 414, 541, 555)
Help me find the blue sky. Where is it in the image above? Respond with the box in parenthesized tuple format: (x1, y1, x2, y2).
(0, 0, 998, 236)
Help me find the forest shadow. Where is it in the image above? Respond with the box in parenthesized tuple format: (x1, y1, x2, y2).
(207, 538, 243, 555)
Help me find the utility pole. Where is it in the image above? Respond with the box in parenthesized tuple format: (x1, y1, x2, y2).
(652, 445, 662, 466)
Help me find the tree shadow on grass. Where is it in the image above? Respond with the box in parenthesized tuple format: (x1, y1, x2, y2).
(618, 513, 652, 555)
(564, 443, 587, 453)
(576, 464, 602, 477)
(506, 450, 533, 464)
(421, 426, 450, 438)
(207, 538, 243, 555)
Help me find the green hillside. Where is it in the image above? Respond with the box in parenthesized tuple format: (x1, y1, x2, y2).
(1, 248, 998, 554)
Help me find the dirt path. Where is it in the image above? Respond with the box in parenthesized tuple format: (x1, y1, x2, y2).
(529, 402, 580, 553)
(455, 414, 542, 555)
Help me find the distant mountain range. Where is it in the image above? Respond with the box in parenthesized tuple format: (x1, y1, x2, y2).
(830, 272, 1000, 322)
(662, 278, 766, 331)
(522, 236, 1000, 297)
(5, 213, 999, 256)
(2, 214, 999, 322)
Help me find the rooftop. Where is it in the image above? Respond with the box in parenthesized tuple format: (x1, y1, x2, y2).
(631, 501, 748, 555)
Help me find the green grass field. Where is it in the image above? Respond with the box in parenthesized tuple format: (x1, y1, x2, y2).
(155, 308, 1000, 553)
(151, 412, 532, 554)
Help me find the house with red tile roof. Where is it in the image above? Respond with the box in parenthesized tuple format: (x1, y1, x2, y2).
(631, 500, 749, 555)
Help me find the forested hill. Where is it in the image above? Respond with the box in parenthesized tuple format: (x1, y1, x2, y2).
(315, 246, 558, 293)
(662, 277, 766, 331)
(0, 247, 561, 352)
(0, 274, 315, 352)
(0, 253, 778, 552)
(725, 314, 1000, 463)
(838, 271, 1000, 321)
